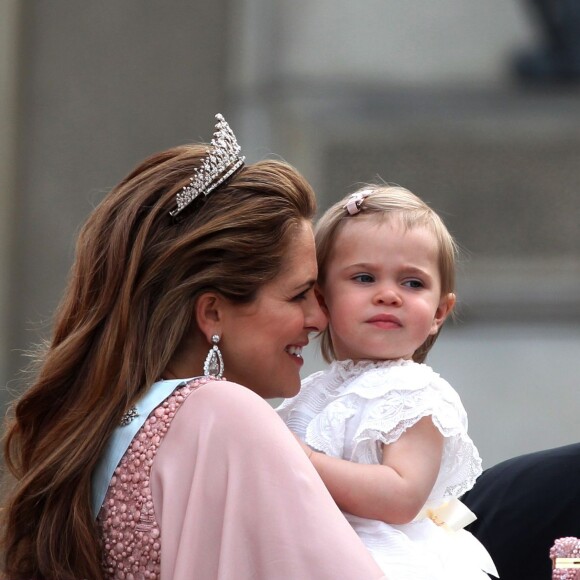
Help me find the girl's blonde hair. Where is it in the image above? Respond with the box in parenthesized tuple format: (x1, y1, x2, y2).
(1, 144, 316, 580)
(315, 184, 457, 364)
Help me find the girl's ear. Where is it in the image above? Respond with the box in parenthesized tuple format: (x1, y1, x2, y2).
(315, 283, 330, 317)
(195, 292, 223, 340)
(430, 292, 456, 335)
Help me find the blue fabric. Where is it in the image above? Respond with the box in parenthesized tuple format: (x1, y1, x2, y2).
(91, 378, 190, 518)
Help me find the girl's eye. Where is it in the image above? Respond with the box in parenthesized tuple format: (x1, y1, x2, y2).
(402, 279, 424, 289)
(353, 274, 374, 283)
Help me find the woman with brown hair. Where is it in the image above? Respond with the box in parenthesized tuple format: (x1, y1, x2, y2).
(1, 115, 385, 579)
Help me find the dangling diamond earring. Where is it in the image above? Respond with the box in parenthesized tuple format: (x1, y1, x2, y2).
(203, 334, 224, 379)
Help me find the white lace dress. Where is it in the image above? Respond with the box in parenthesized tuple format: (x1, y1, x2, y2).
(277, 359, 498, 580)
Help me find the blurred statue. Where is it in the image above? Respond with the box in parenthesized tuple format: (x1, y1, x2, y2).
(515, 0, 580, 84)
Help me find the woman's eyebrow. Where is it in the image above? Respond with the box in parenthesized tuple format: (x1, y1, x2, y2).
(292, 279, 316, 292)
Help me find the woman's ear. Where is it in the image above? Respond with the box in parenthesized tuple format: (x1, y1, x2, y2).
(430, 292, 456, 335)
(195, 292, 222, 340)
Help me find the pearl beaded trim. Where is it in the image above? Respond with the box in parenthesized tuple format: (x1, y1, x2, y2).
(97, 377, 207, 578)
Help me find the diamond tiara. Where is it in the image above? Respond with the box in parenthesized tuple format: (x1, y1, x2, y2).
(169, 113, 245, 218)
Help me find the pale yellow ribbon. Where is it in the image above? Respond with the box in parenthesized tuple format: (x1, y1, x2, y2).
(421, 498, 477, 532)
(416, 498, 499, 576)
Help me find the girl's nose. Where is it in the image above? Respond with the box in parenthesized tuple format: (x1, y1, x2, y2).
(373, 285, 403, 306)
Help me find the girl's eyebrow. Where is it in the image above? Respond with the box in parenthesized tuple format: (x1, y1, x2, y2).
(343, 262, 375, 270)
(401, 266, 431, 276)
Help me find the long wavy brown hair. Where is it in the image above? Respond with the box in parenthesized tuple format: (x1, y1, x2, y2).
(1, 144, 316, 579)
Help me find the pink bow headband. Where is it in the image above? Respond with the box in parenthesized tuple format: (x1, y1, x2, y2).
(343, 190, 372, 215)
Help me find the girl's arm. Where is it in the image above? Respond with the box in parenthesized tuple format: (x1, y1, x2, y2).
(308, 416, 444, 525)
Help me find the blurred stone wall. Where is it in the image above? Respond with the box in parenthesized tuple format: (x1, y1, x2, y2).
(0, 1, 20, 407)
(2, 1, 230, 401)
(2, 0, 579, 467)
(232, 0, 580, 467)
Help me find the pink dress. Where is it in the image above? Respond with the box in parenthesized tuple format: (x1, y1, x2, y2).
(95, 377, 385, 579)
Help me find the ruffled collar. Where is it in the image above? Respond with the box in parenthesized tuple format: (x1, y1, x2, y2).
(315, 358, 419, 398)
(330, 357, 413, 374)
(328, 358, 416, 382)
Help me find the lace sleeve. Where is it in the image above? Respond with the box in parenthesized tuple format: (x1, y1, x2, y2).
(303, 363, 483, 500)
(354, 384, 482, 498)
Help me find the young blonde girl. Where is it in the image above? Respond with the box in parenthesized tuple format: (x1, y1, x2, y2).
(277, 185, 498, 580)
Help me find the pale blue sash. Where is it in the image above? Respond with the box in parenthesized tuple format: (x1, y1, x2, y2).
(91, 378, 192, 518)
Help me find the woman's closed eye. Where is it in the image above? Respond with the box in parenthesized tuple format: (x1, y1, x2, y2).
(291, 290, 309, 302)
(292, 285, 318, 302)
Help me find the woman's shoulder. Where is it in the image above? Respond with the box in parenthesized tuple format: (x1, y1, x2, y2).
(179, 378, 280, 429)
(193, 378, 273, 405)
(191, 378, 264, 399)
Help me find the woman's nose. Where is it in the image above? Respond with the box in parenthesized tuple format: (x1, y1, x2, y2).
(305, 292, 328, 332)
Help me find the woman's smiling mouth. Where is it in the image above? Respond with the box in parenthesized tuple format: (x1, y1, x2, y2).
(285, 345, 304, 358)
